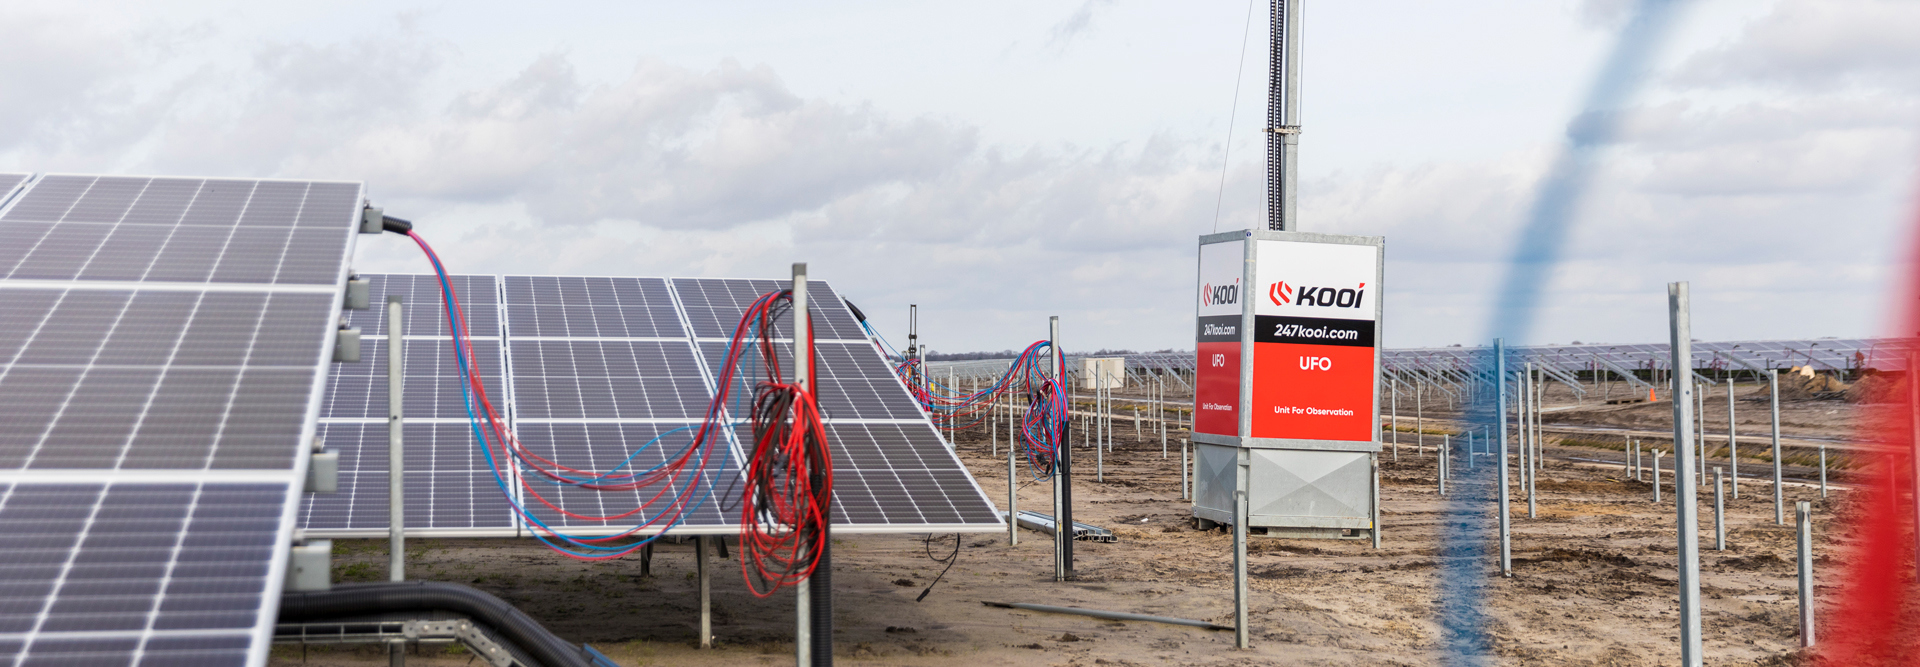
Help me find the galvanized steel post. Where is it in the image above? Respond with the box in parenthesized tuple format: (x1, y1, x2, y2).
(1670, 282, 1703, 667)
(1797, 500, 1815, 648)
(1371, 451, 1381, 549)
(386, 295, 404, 583)
(1525, 363, 1536, 519)
(1008, 400, 1018, 546)
(793, 264, 816, 667)
(697, 536, 712, 648)
(1497, 339, 1511, 577)
(991, 390, 998, 456)
(1653, 450, 1662, 503)
(1622, 436, 1631, 478)
(1771, 369, 1783, 525)
(1714, 468, 1726, 551)
(1697, 383, 1708, 487)
(1416, 384, 1424, 456)
(1233, 485, 1250, 649)
(1819, 444, 1828, 499)
(1534, 370, 1543, 474)
(1518, 370, 1528, 512)
(1389, 380, 1398, 462)
(1052, 316, 1068, 583)
(1728, 381, 1739, 499)
(1167, 442, 1182, 499)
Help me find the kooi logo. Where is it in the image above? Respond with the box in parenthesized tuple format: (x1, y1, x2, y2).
(1269, 281, 1294, 305)
(1271, 281, 1367, 309)
(1201, 279, 1240, 308)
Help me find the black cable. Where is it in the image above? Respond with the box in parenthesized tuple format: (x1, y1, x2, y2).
(915, 533, 961, 602)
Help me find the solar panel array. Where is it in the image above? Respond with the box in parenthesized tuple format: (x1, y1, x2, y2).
(301, 274, 1004, 538)
(930, 338, 1908, 392)
(0, 174, 361, 667)
(1382, 338, 1908, 382)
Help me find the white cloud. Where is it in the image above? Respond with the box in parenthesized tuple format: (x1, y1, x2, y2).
(0, 0, 1912, 352)
(1047, 1, 1117, 51)
(1675, 0, 1920, 92)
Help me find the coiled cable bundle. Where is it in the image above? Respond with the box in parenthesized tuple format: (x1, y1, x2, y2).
(866, 325, 1067, 480)
(404, 230, 830, 593)
(734, 291, 833, 596)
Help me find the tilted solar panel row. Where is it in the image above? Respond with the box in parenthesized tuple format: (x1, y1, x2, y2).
(0, 174, 363, 667)
(1384, 338, 1908, 375)
(302, 273, 1005, 538)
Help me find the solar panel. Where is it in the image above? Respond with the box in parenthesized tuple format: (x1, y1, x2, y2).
(670, 277, 867, 341)
(504, 275, 683, 339)
(816, 422, 1004, 530)
(0, 173, 361, 667)
(696, 341, 926, 421)
(512, 422, 735, 531)
(0, 482, 286, 667)
(300, 423, 514, 534)
(301, 273, 1004, 540)
(0, 176, 357, 285)
(508, 339, 712, 420)
(0, 290, 335, 470)
(498, 275, 733, 535)
(342, 274, 500, 338)
(322, 337, 505, 420)
(308, 274, 513, 538)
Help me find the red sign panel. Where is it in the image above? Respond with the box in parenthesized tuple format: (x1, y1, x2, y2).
(1251, 341, 1375, 441)
(1194, 341, 1240, 436)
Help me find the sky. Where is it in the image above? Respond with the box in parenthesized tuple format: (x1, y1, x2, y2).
(1, 0, 1915, 353)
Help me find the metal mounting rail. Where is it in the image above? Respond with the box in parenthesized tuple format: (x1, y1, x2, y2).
(1011, 510, 1117, 542)
(276, 620, 518, 667)
(1592, 353, 1654, 391)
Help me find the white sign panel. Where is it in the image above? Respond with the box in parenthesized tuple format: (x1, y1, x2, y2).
(1252, 240, 1378, 321)
(1196, 240, 1244, 319)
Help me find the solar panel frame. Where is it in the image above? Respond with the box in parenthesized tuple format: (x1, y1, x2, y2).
(0, 174, 27, 210)
(0, 173, 364, 667)
(309, 274, 516, 539)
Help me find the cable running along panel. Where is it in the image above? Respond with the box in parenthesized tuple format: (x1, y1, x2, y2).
(301, 273, 1004, 538)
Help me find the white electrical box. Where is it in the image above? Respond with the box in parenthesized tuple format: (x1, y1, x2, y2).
(285, 540, 332, 592)
(307, 450, 338, 494)
(1079, 358, 1124, 390)
(333, 327, 361, 363)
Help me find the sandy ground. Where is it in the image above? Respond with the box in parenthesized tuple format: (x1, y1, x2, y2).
(273, 389, 1866, 666)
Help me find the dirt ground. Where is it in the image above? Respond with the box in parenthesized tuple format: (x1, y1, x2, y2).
(275, 387, 1870, 667)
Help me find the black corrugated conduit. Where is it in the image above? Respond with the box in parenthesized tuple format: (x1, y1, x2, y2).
(279, 581, 592, 667)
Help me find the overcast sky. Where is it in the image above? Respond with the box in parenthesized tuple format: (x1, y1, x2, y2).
(2, 0, 1914, 352)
